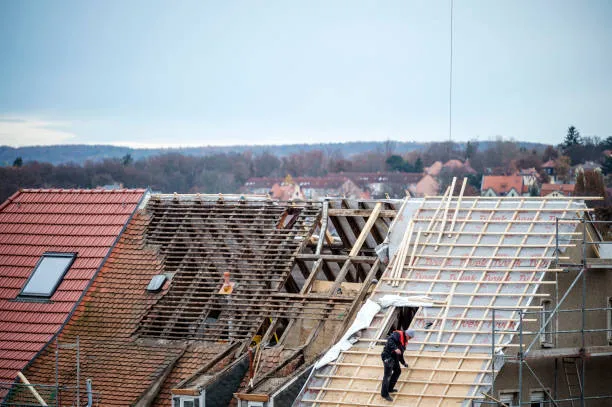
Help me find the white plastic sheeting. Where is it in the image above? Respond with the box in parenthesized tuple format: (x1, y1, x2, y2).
(314, 295, 435, 369)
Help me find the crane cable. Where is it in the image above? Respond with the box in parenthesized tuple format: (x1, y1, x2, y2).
(448, 0, 454, 159)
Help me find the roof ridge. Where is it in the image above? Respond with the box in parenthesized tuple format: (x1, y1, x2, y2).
(19, 188, 147, 193)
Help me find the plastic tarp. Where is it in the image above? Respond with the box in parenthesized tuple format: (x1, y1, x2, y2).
(314, 295, 435, 369)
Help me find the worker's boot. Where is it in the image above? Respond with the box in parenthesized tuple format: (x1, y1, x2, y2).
(383, 395, 393, 402)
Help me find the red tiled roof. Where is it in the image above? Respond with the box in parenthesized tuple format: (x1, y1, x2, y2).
(19, 197, 313, 406)
(242, 177, 283, 189)
(542, 160, 556, 168)
(481, 176, 524, 195)
(540, 183, 575, 196)
(19, 211, 228, 406)
(330, 172, 423, 187)
(244, 176, 352, 190)
(0, 189, 145, 383)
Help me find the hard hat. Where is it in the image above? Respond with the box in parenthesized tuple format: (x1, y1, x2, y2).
(404, 329, 415, 339)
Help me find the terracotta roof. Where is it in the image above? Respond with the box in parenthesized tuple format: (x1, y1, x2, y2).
(294, 176, 350, 189)
(481, 175, 524, 195)
(425, 161, 443, 176)
(243, 176, 351, 190)
(331, 172, 423, 188)
(244, 173, 424, 195)
(18, 209, 234, 406)
(542, 159, 556, 168)
(243, 177, 283, 189)
(270, 183, 304, 200)
(540, 183, 575, 196)
(0, 189, 145, 384)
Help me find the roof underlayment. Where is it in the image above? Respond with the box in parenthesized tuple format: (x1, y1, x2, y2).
(296, 194, 587, 407)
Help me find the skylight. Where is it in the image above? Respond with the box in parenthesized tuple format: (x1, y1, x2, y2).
(20, 253, 76, 298)
(146, 274, 167, 292)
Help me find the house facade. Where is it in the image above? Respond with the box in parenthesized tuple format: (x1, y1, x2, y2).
(481, 175, 525, 197)
(540, 183, 575, 197)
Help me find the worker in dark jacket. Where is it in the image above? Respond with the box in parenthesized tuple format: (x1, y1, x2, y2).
(380, 328, 415, 401)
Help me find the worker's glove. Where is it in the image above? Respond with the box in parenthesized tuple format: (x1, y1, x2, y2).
(401, 361, 408, 367)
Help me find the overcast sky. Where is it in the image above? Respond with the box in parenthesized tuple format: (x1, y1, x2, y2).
(0, 1, 610, 148)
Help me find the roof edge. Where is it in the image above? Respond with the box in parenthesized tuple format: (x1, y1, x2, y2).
(0, 189, 23, 212)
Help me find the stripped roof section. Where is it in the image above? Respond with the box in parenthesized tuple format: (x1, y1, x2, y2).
(138, 196, 322, 341)
(0, 188, 145, 384)
(297, 194, 587, 406)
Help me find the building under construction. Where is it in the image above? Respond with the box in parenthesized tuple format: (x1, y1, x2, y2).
(0, 184, 610, 407)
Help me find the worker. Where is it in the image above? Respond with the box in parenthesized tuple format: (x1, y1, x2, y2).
(380, 328, 415, 402)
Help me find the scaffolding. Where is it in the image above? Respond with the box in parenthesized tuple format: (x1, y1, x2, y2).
(0, 337, 101, 407)
(480, 217, 612, 407)
(0, 382, 100, 407)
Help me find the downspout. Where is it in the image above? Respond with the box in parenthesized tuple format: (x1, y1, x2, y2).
(86, 379, 93, 407)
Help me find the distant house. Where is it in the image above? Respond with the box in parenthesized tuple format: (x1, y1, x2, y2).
(540, 183, 575, 197)
(242, 176, 367, 199)
(542, 159, 557, 182)
(242, 177, 279, 195)
(0, 188, 146, 388)
(331, 172, 423, 198)
(572, 161, 602, 178)
(269, 182, 305, 200)
(426, 160, 476, 177)
(297, 176, 365, 199)
(425, 161, 443, 176)
(415, 174, 440, 196)
(443, 159, 477, 175)
(481, 175, 524, 197)
(516, 167, 540, 194)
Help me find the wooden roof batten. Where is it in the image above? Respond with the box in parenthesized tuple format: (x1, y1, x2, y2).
(224, 199, 401, 402)
(295, 179, 588, 407)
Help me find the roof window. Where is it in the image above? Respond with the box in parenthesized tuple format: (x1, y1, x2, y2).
(146, 274, 167, 292)
(20, 253, 76, 298)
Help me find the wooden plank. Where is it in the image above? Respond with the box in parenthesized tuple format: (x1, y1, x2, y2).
(327, 208, 397, 217)
(349, 202, 383, 256)
(234, 393, 270, 402)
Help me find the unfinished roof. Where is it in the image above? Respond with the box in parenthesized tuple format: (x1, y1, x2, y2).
(138, 195, 322, 341)
(16, 195, 335, 406)
(0, 188, 145, 384)
(16, 201, 248, 406)
(296, 191, 587, 406)
(227, 200, 400, 404)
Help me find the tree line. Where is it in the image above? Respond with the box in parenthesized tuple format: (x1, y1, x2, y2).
(2, 127, 611, 204)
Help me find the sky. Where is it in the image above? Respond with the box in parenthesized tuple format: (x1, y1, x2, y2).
(0, 0, 611, 148)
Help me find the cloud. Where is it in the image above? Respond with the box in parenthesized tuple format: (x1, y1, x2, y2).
(0, 117, 77, 146)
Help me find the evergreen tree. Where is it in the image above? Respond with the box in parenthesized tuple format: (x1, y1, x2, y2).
(602, 156, 612, 176)
(121, 153, 133, 166)
(562, 126, 582, 151)
(12, 157, 22, 167)
(414, 157, 424, 173)
(385, 155, 404, 172)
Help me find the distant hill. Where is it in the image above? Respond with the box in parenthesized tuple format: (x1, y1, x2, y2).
(0, 140, 548, 166)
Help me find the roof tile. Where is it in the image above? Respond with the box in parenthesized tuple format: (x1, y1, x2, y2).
(0, 189, 145, 383)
